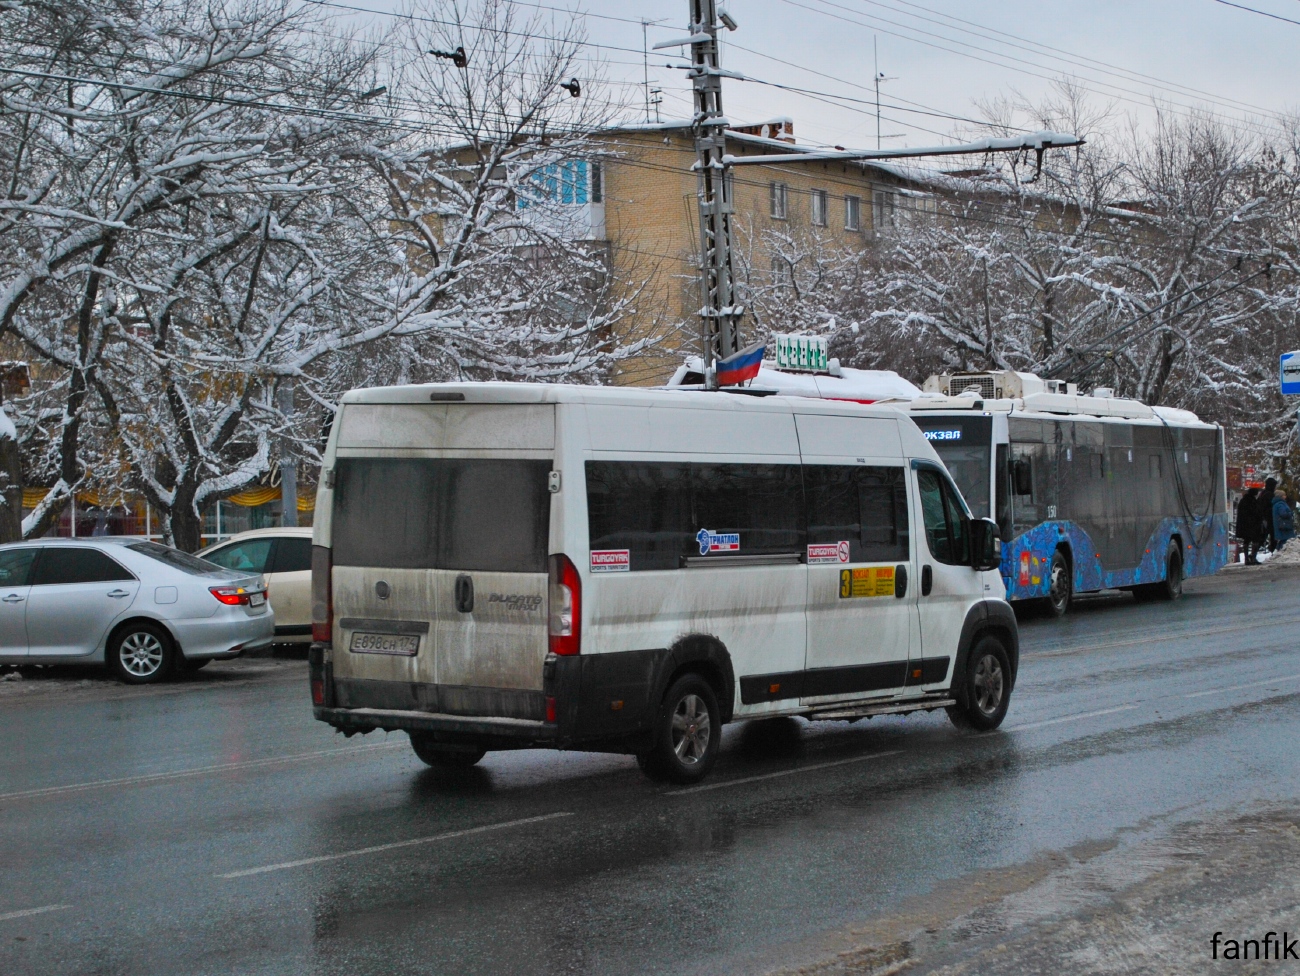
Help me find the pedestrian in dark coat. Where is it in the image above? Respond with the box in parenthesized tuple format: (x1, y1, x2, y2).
(1273, 489, 1296, 548)
(1262, 477, 1279, 551)
(1236, 487, 1262, 564)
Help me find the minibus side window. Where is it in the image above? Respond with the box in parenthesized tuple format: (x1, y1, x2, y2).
(917, 468, 969, 566)
(691, 464, 804, 556)
(586, 462, 693, 570)
(805, 465, 909, 562)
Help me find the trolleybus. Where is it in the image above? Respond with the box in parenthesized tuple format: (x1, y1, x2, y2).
(905, 371, 1229, 615)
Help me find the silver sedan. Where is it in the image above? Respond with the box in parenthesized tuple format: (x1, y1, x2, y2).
(0, 538, 273, 683)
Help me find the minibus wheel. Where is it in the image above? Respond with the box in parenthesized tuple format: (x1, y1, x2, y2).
(638, 674, 721, 784)
(1155, 544, 1183, 601)
(947, 636, 1011, 732)
(409, 732, 486, 768)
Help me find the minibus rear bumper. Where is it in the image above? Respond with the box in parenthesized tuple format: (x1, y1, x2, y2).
(313, 704, 559, 747)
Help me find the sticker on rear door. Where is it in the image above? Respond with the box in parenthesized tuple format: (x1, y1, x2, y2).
(590, 550, 630, 573)
(839, 566, 896, 598)
(808, 541, 851, 565)
(696, 529, 739, 554)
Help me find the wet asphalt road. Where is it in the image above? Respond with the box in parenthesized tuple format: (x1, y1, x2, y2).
(4, 566, 1300, 976)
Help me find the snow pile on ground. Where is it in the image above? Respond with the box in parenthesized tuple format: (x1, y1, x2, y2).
(1265, 541, 1300, 566)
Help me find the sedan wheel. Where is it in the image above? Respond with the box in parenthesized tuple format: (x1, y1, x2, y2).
(109, 623, 175, 684)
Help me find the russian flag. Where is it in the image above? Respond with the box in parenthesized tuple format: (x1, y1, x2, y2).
(715, 341, 766, 386)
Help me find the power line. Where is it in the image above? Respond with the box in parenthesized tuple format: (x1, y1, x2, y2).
(782, 0, 1290, 144)
(1211, 0, 1300, 28)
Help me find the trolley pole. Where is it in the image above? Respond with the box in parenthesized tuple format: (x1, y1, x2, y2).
(685, 0, 743, 369)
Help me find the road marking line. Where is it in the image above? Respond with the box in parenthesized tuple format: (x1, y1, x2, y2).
(667, 750, 904, 797)
(1182, 672, 1300, 699)
(0, 741, 405, 802)
(216, 811, 574, 879)
(1028, 616, 1300, 659)
(1007, 704, 1141, 732)
(0, 904, 71, 922)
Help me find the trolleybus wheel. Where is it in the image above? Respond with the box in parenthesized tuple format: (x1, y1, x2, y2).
(1155, 543, 1183, 601)
(1046, 549, 1072, 617)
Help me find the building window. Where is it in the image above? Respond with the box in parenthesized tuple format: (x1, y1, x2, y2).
(591, 161, 602, 203)
(872, 189, 897, 233)
(811, 189, 828, 227)
(845, 194, 861, 232)
(770, 181, 788, 219)
(518, 160, 598, 209)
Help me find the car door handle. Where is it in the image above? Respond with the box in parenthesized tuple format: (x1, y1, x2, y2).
(107, 589, 131, 599)
(454, 574, 474, 613)
(894, 564, 908, 599)
(1, 593, 22, 603)
(921, 565, 933, 597)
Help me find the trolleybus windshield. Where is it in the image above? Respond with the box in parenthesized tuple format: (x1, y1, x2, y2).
(911, 415, 993, 520)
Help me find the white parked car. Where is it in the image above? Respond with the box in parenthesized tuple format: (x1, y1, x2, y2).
(199, 528, 312, 644)
(0, 538, 272, 683)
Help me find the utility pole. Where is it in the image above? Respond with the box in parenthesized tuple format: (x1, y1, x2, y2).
(277, 380, 297, 528)
(671, 0, 744, 369)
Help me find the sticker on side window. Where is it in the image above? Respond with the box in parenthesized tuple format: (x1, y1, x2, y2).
(838, 566, 896, 598)
(808, 541, 851, 565)
(590, 550, 631, 573)
(696, 529, 740, 555)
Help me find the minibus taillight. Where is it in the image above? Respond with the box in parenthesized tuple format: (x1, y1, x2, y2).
(312, 545, 333, 644)
(548, 554, 581, 656)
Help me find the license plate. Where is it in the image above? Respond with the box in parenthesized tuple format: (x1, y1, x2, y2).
(249, 592, 265, 607)
(349, 632, 420, 656)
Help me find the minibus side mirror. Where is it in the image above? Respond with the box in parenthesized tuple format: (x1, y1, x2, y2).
(1012, 457, 1033, 496)
(969, 517, 1002, 571)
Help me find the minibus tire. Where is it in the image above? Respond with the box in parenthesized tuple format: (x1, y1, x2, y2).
(946, 636, 1011, 732)
(638, 674, 721, 784)
(408, 733, 486, 768)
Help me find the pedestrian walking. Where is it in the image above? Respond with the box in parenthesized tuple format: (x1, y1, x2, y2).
(1261, 477, 1279, 551)
(1236, 486, 1262, 564)
(1272, 489, 1295, 549)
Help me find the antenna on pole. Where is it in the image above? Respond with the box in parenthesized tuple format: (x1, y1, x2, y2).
(873, 37, 898, 150)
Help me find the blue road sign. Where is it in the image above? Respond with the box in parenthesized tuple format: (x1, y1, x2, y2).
(1283, 351, 1300, 396)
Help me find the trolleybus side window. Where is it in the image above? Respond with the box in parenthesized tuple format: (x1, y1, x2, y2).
(805, 465, 909, 562)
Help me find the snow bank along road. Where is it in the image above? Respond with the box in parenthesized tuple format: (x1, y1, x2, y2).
(3, 566, 1300, 976)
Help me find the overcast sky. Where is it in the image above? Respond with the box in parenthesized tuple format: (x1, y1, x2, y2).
(331, 0, 1300, 151)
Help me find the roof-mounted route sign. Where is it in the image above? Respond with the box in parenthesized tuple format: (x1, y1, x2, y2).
(774, 334, 829, 373)
(1282, 351, 1300, 396)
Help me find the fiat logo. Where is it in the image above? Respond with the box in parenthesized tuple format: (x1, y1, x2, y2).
(375, 580, 391, 600)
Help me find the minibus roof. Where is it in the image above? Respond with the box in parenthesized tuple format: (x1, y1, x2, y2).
(339, 381, 910, 420)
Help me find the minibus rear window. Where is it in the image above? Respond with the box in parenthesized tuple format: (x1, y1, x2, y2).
(332, 458, 550, 573)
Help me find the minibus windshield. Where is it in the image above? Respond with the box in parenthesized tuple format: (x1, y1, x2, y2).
(910, 416, 992, 520)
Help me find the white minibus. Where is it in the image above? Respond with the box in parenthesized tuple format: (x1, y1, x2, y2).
(308, 383, 1019, 783)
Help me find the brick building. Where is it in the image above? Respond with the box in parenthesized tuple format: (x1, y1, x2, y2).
(564, 118, 935, 385)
